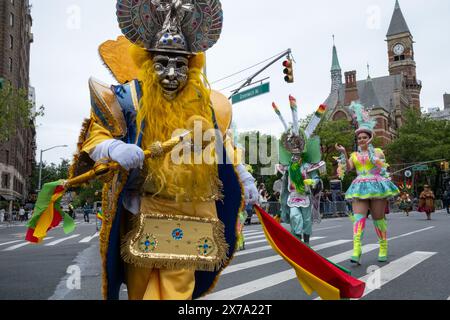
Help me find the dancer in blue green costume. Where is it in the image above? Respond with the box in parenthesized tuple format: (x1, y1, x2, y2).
(273, 97, 327, 245)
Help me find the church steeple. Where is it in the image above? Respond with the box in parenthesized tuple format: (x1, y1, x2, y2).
(330, 35, 342, 94)
(387, 0, 411, 37)
(386, 0, 422, 111)
(331, 35, 341, 72)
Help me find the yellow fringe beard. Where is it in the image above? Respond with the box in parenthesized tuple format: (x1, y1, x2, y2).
(131, 46, 221, 203)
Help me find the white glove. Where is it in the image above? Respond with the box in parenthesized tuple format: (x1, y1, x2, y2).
(89, 139, 145, 171)
(236, 164, 259, 205)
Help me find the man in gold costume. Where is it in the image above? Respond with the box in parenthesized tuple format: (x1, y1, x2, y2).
(69, 0, 258, 300)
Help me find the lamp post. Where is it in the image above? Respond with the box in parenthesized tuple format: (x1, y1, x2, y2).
(38, 145, 68, 192)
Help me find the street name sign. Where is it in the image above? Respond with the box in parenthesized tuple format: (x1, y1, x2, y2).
(231, 82, 270, 104)
(413, 165, 429, 172)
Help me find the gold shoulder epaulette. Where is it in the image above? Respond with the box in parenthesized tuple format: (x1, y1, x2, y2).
(89, 77, 127, 138)
(211, 90, 232, 136)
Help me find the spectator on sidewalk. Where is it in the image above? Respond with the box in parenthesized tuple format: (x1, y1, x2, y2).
(0, 208, 5, 223)
(83, 202, 91, 223)
(19, 207, 25, 222)
(443, 190, 450, 214)
(259, 190, 269, 211)
(68, 204, 75, 219)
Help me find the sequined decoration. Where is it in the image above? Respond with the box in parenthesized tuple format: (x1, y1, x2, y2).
(139, 234, 158, 253)
(116, 0, 223, 53)
(172, 228, 184, 240)
(197, 237, 214, 256)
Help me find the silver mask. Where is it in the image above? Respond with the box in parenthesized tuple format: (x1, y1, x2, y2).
(153, 54, 189, 100)
(281, 129, 305, 156)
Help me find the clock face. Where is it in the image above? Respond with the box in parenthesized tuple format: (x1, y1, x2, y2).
(393, 43, 405, 55)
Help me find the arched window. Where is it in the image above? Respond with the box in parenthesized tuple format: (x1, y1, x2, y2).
(333, 111, 349, 121)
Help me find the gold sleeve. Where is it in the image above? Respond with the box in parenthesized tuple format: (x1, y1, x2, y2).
(69, 115, 115, 179)
(81, 115, 115, 154)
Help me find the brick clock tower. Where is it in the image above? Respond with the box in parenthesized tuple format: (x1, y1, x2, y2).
(387, 0, 422, 111)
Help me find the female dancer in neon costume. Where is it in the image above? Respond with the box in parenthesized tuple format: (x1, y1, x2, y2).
(335, 103, 399, 264)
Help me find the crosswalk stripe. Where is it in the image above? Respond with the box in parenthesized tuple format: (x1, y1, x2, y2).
(243, 225, 341, 235)
(204, 226, 435, 300)
(315, 251, 437, 300)
(240, 223, 342, 237)
(226, 239, 352, 274)
(2, 237, 55, 251)
(0, 240, 22, 247)
(313, 226, 342, 232)
(245, 239, 268, 246)
(79, 232, 99, 243)
(245, 236, 324, 246)
(201, 270, 295, 300)
(235, 240, 351, 257)
(310, 240, 352, 251)
(243, 230, 262, 236)
(235, 245, 272, 257)
(244, 234, 266, 241)
(357, 251, 436, 299)
(222, 255, 283, 275)
(45, 235, 80, 246)
(327, 244, 379, 264)
(388, 226, 435, 241)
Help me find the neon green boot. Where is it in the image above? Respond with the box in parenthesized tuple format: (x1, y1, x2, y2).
(351, 235, 362, 265)
(350, 214, 366, 265)
(374, 219, 388, 262)
(378, 239, 388, 262)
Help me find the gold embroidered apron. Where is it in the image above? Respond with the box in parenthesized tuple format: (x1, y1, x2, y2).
(121, 196, 228, 272)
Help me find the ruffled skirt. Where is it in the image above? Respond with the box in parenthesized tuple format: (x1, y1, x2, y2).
(346, 176, 399, 200)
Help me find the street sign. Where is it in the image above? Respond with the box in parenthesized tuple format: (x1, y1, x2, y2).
(413, 165, 429, 172)
(231, 82, 270, 104)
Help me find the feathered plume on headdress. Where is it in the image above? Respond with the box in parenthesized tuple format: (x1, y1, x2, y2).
(349, 102, 376, 136)
(271, 96, 327, 166)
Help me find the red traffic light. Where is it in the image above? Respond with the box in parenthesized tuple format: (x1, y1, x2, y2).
(283, 60, 292, 68)
(282, 59, 294, 83)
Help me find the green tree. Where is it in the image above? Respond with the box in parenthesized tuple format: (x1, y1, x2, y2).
(386, 110, 450, 164)
(30, 159, 71, 192)
(313, 119, 356, 190)
(30, 158, 102, 208)
(386, 110, 450, 194)
(238, 131, 279, 193)
(0, 81, 44, 143)
(71, 179, 103, 208)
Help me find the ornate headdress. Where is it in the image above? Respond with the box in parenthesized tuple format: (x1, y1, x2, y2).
(349, 102, 376, 136)
(116, 0, 223, 55)
(272, 95, 327, 166)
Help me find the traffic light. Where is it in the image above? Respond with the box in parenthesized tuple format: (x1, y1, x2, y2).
(440, 161, 449, 172)
(283, 58, 294, 83)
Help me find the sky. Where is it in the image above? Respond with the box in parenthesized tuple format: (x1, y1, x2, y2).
(29, 0, 450, 164)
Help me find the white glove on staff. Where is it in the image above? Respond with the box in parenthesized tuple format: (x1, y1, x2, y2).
(236, 164, 259, 205)
(89, 139, 145, 171)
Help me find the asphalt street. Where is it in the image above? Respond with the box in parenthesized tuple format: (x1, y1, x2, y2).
(1, 210, 449, 300)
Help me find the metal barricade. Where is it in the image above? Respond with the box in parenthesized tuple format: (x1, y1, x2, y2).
(266, 202, 281, 216)
(320, 201, 350, 217)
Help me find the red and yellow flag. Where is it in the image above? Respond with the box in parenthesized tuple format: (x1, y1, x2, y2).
(254, 205, 365, 300)
(25, 180, 75, 243)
